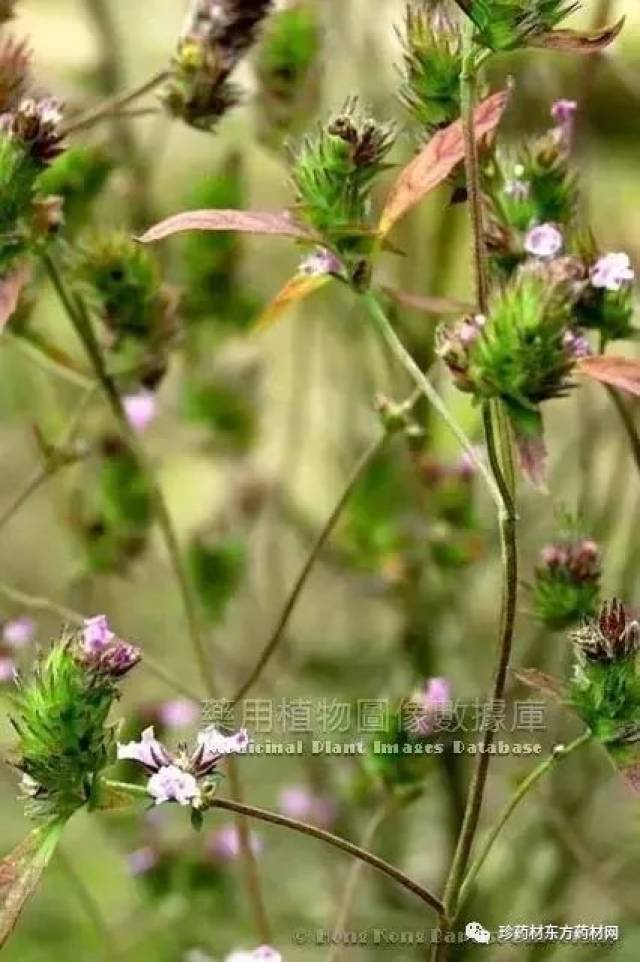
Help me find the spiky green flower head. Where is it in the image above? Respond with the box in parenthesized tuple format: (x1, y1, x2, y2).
(398, 2, 463, 135)
(74, 233, 177, 387)
(72, 434, 153, 574)
(570, 600, 640, 750)
(291, 98, 395, 264)
(437, 271, 579, 409)
(571, 236, 636, 343)
(10, 618, 140, 821)
(455, 0, 580, 52)
(532, 536, 600, 630)
(35, 145, 113, 232)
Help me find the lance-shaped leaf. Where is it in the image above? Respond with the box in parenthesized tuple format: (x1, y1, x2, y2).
(253, 273, 331, 332)
(378, 89, 508, 238)
(531, 17, 625, 53)
(383, 286, 474, 316)
(0, 820, 65, 949)
(137, 209, 317, 245)
(578, 355, 640, 397)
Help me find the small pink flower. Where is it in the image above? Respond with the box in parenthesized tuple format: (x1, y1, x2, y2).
(299, 247, 343, 278)
(83, 614, 114, 653)
(408, 677, 451, 735)
(207, 824, 263, 861)
(590, 252, 635, 292)
(0, 656, 16, 683)
(551, 99, 577, 127)
(147, 765, 199, 806)
(158, 699, 200, 729)
(562, 329, 591, 359)
(2, 617, 35, 648)
(118, 726, 172, 770)
(123, 391, 157, 433)
(127, 846, 158, 876)
(524, 223, 563, 259)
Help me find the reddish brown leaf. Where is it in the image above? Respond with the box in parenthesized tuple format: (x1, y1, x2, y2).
(578, 355, 640, 397)
(378, 90, 509, 238)
(0, 263, 30, 331)
(383, 286, 474, 316)
(512, 669, 568, 702)
(138, 209, 316, 245)
(531, 17, 625, 53)
(0, 822, 65, 949)
(253, 273, 330, 331)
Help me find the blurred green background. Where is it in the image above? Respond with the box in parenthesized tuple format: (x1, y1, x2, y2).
(1, 1, 640, 960)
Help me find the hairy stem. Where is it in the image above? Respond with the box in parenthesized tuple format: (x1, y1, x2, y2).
(361, 289, 503, 510)
(457, 732, 591, 911)
(105, 782, 444, 914)
(431, 41, 519, 960)
(231, 431, 386, 704)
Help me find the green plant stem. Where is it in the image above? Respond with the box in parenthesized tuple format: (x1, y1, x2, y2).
(431, 40, 519, 961)
(61, 69, 169, 137)
(42, 251, 216, 697)
(231, 431, 386, 705)
(106, 783, 444, 914)
(457, 732, 591, 911)
(361, 289, 503, 510)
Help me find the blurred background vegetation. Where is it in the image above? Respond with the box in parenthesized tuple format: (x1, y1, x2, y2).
(1, 1, 640, 960)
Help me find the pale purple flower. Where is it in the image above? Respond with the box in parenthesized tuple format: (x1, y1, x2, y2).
(127, 846, 158, 876)
(278, 787, 337, 829)
(158, 698, 200, 729)
(83, 614, 114, 654)
(504, 179, 529, 201)
(118, 726, 172, 770)
(299, 247, 343, 278)
(2, 617, 35, 648)
(409, 677, 451, 735)
(197, 725, 249, 760)
(590, 252, 635, 292)
(524, 223, 563, 259)
(551, 99, 577, 126)
(81, 614, 140, 677)
(563, 328, 591, 360)
(0, 656, 16, 683)
(207, 824, 263, 861)
(123, 391, 157, 433)
(225, 948, 282, 962)
(147, 765, 199, 806)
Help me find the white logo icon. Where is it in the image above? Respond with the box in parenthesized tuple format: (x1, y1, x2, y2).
(465, 921, 491, 944)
